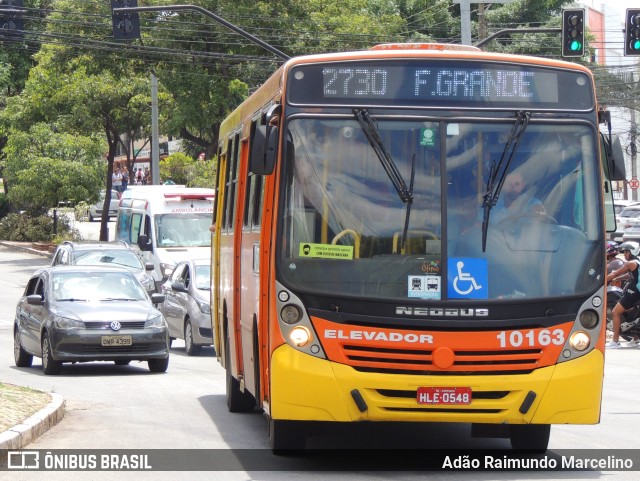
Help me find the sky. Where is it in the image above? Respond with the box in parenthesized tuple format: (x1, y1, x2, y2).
(595, 0, 640, 20)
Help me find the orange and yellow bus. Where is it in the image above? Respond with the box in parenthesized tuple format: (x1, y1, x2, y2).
(212, 43, 619, 452)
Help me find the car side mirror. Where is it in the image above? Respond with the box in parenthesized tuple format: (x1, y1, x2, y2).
(150, 293, 165, 304)
(137, 235, 152, 252)
(171, 282, 188, 293)
(26, 294, 44, 306)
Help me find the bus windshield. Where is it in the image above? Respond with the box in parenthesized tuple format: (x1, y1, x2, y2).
(155, 213, 212, 248)
(279, 117, 602, 301)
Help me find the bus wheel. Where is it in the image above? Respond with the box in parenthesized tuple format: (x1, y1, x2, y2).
(225, 334, 255, 412)
(509, 424, 550, 452)
(269, 419, 306, 454)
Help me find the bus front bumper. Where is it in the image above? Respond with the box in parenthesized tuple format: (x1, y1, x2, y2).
(270, 344, 603, 425)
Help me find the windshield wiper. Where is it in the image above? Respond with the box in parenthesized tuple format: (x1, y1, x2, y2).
(57, 298, 87, 302)
(481, 111, 531, 252)
(353, 108, 415, 251)
(353, 109, 413, 204)
(99, 297, 138, 301)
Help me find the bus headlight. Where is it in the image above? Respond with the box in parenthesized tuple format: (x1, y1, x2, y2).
(289, 326, 311, 347)
(569, 331, 590, 351)
(579, 309, 599, 329)
(280, 305, 302, 325)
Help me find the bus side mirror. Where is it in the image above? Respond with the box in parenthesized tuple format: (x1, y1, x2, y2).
(250, 125, 277, 175)
(602, 132, 626, 181)
(137, 234, 152, 252)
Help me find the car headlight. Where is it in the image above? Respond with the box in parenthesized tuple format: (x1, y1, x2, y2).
(140, 275, 156, 291)
(53, 315, 85, 329)
(160, 263, 175, 278)
(195, 298, 210, 314)
(145, 315, 166, 328)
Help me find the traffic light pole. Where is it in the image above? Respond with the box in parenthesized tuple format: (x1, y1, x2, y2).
(113, 4, 290, 60)
(474, 27, 560, 48)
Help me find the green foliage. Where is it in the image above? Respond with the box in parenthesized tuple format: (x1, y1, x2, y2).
(0, 212, 79, 242)
(2, 123, 105, 215)
(190, 157, 217, 189)
(0, 193, 9, 219)
(160, 152, 217, 188)
(160, 152, 196, 185)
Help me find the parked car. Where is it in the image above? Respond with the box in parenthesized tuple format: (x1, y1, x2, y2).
(622, 217, 640, 243)
(87, 189, 120, 222)
(613, 205, 640, 242)
(51, 241, 156, 295)
(13, 265, 169, 375)
(159, 258, 213, 356)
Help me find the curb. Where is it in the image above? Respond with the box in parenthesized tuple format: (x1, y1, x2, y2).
(0, 241, 53, 258)
(0, 393, 65, 449)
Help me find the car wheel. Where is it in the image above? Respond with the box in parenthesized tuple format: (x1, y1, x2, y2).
(184, 319, 201, 356)
(41, 332, 62, 375)
(148, 357, 169, 373)
(114, 360, 131, 366)
(14, 325, 33, 368)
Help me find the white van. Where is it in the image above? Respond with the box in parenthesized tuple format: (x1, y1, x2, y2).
(115, 186, 214, 284)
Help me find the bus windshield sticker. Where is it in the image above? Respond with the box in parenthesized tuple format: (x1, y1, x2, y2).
(299, 243, 354, 260)
(408, 275, 441, 299)
(447, 258, 488, 299)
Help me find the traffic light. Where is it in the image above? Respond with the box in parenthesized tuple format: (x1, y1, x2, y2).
(625, 9, 640, 56)
(561, 8, 585, 58)
(111, 0, 140, 41)
(0, 0, 24, 40)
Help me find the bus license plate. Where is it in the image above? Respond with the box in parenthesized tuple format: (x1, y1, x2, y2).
(101, 335, 132, 347)
(417, 387, 472, 405)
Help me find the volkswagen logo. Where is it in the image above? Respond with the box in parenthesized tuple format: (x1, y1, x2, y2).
(110, 321, 122, 331)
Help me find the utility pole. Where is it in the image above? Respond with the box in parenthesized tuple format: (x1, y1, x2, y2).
(151, 73, 160, 185)
(454, 0, 514, 45)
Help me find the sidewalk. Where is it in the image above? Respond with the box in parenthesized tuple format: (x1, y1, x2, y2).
(1, 241, 63, 449)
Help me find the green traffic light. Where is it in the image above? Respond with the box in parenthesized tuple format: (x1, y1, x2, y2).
(634, 39, 640, 51)
(569, 40, 582, 52)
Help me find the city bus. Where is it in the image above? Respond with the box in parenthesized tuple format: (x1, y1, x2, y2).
(212, 43, 621, 452)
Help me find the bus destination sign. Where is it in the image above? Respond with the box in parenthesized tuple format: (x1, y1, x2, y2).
(288, 60, 594, 110)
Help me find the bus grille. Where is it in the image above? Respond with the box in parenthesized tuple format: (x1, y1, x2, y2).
(343, 344, 542, 375)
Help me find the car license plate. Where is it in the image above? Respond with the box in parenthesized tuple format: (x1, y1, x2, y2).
(101, 335, 132, 346)
(417, 387, 472, 405)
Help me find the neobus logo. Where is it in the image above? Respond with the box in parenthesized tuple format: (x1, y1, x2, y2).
(395, 307, 489, 317)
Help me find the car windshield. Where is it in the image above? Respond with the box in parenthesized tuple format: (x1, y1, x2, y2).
(72, 249, 143, 270)
(619, 208, 640, 218)
(155, 214, 212, 248)
(279, 118, 602, 301)
(52, 271, 147, 301)
(194, 265, 211, 290)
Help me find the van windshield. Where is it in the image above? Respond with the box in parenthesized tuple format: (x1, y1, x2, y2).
(155, 213, 212, 247)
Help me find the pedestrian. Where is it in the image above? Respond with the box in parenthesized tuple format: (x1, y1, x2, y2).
(112, 168, 123, 193)
(121, 169, 129, 191)
(606, 241, 640, 348)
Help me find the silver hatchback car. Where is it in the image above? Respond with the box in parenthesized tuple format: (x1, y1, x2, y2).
(159, 259, 213, 356)
(13, 265, 169, 375)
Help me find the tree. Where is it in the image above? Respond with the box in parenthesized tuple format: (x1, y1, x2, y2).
(2, 123, 105, 215)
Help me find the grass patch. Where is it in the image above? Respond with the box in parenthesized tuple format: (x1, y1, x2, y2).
(0, 383, 52, 431)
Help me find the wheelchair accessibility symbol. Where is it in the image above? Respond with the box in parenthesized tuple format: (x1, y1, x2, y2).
(448, 258, 488, 299)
